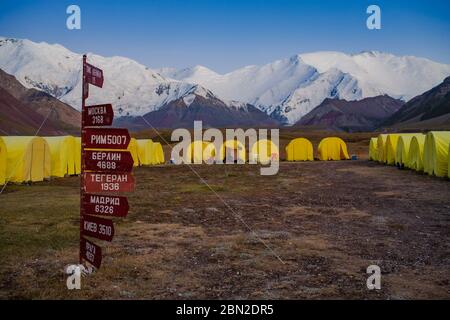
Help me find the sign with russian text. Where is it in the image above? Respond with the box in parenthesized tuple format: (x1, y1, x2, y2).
(82, 194, 129, 217)
(83, 172, 135, 193)
(80, 237, 102, 268)
(84, 150, 133, 172)
(83, 128, 131, 150)
(84, 104, 114, 126)
(81, 215, 115, 242)
(84, 62, 104, 88)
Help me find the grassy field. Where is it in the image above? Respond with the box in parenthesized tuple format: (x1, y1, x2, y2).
(0, 132, 449, 299)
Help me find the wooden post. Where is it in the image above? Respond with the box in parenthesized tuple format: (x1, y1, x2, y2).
(80, 54, 86, 264)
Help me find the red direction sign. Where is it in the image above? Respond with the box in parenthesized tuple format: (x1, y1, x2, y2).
(84, 150, 133, 173)
(84, 104, 114, 126)
(81, 215, 115, 242)
(80, 237, 102, 269)
(83, 172, 135, 193)
(83, 128, 130, 150)
(83, 194, 129, 217)
(84, 62, 104, 88)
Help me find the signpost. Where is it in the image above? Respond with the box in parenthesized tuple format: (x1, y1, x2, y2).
(80, 55, 135, 270)
(84, 62, 104, 88)
(84, 150, 134, 172)
(81, 214, 115, 242)
(84, 104, 114, 126)
(80, 237, 102, 269)
(82, 194, 129, 217)
(83, 172, 135, 193)
(83, 128, 131, 150)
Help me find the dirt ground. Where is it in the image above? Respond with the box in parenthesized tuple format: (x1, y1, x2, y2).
(0, 134, 449, 299)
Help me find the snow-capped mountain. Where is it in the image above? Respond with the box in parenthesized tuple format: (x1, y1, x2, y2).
(1, 36, 450, 126)
(0, 37, 241, 118)
(300, 51, 450, 100)
(160, 52, 450, 124)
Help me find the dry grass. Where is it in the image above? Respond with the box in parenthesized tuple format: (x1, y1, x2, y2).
(0, 135, 449, 299)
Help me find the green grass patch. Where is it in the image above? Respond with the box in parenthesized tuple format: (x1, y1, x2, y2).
(0, 184, 79, 260)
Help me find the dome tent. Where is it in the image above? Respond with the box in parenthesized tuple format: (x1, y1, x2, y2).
(3, 136, 51, 183)
(202, 143, 216, 163)
(250, 139, 279, 164)
(317, 137, 349, 161)
(285, 138, 314, 161)
(368, 138, 378, 161)
(219, 140, 246, 163)
(408, 135, 426, 171)
(74, 137, 81, 174)
(423, 131, 450, 177)
(376, 134, 388, 163)
(394, 134, 420, 167)
(187, 141, 211, 164)
(0, 137, 7, 185)
(44, 136, 76, 177)
(127, 138, 140, 167)
(385, 134, 401, 165)
(154, 142, 165, 164)
(137, 139, 155, 165)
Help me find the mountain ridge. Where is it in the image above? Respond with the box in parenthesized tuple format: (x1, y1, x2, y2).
(160, 51, 450, 124)
(1, 36, 450, 127)
(383, 76, 450, 129)
(295, 95, 404, 132)
(0, 69, 79, 135)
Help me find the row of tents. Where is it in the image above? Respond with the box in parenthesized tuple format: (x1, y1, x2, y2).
(369, 131, 450, 178)
(0, 135, 352, 184)
(286, 137, 350, 161)
(183, 139, 277, 164)
(184, 137, 350, 163)
(0, 136, 165, 185)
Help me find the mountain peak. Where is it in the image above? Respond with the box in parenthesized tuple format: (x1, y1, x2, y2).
(288, 54, 304, 64)
(354, 50, 384, 57)
(1, 36, 450, 126)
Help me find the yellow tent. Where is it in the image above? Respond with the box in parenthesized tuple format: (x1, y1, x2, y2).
(285, 138, 314, 161)
(187, 141, 210, 164)
(317, 137, 349, 161)
(250, 139, 279, 164)
(394, 134, 419, 167)
(154, 142, 165, 164)
(219, 140, 246, 163)
(368, 138, 378, 161)
(376, 134, 388, 163)
(127, 138, 139, 167)
(203, 142, 217, 163)
(44, 136, 76, 177)
(2, 136, 51, 183)
(385, 134, 401, 165)
(408, 135, 426, 171)
(0, 137, 7, 185)
(137, 139, 154, 165)
(74, 137, 81, 174)
(423, 131, 450, 177)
